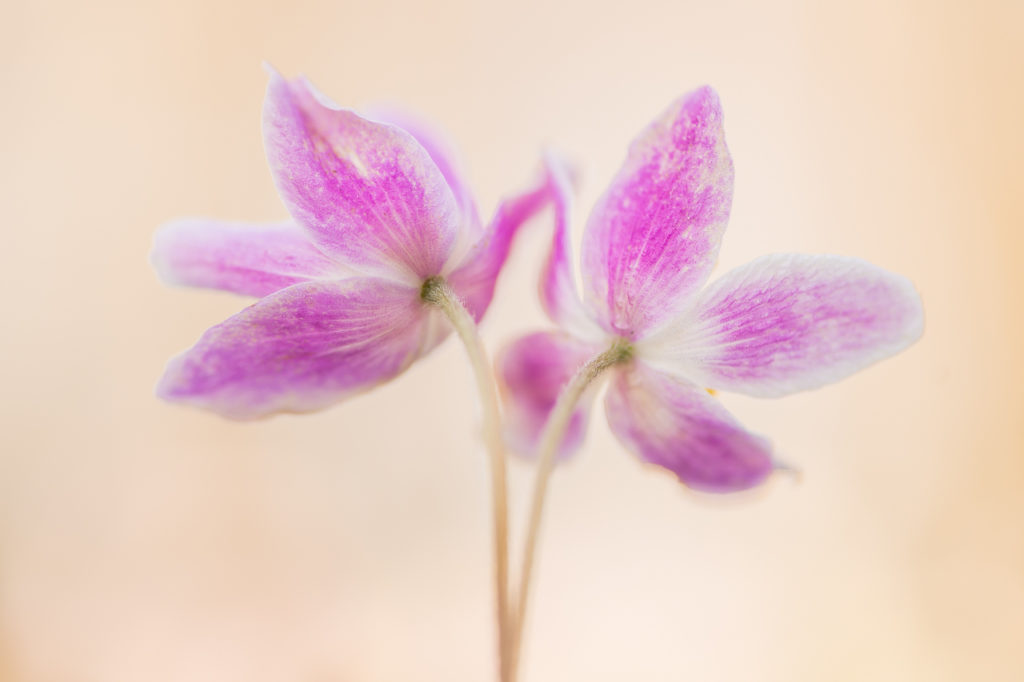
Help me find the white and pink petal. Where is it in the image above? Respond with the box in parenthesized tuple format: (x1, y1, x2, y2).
(496, 331, 600, 458)
(157, 278, 441, 419)
(151, 219, 342, 297)
(536, 152, 606, 341)
(605, 363, 775, 493)
(263, 70, 460, 281)
(365, 105, 483, 247)
(580, 86, 735, 339)
(640, 254, 924, 398)
(446, 172, 553, 321)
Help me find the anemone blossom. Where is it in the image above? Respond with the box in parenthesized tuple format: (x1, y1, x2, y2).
(154, 69, 549, 419)
(498, 87, 924, 492)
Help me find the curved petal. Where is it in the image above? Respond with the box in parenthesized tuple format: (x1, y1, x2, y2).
(157, 278, 438, 419)
(496, 331, 599, 458)
(605, 363, 775, 493)
(640, 254, 924, 398)
(151, 219, 343, 297)
(581, 87, 734, 339)
(365, 105, 482, 243)
(445, 169, 553, 321)
(537, 152, 606, 341)
(262, 69, 460, 281)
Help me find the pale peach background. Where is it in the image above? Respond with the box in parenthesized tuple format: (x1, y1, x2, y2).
(1, 0, 1021, 680)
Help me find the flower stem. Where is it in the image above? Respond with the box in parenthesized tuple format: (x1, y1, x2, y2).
(422, 277, 512, 682)
(509, 340, 631, 681)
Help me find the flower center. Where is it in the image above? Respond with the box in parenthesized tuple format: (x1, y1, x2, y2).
(419, 275, 447, 303)
(608, 337, 635, 365)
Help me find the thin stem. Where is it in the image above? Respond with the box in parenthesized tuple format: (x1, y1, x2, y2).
(422, 276, 512, 682)
(509, 340, 631, 681)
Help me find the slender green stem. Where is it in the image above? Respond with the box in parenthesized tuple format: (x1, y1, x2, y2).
(509, 340, 631, 681)
(422, 276, 512, 682)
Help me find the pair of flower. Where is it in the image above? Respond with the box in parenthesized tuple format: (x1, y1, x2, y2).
(155, 69, 922, 493)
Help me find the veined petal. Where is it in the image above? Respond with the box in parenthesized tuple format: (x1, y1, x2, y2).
(445, 170, 553, 321)
(496, 331, 599, 458)
(365, 105, 483, 244)
(157, 278, 439, 419)
(538, 153, 606, 341)
(605, 363, 774, 493)
(151, 219, 343, 298)
(581, 87, 734, 339)
(263, 69, 460, 281)
(640, 254, 924, 398)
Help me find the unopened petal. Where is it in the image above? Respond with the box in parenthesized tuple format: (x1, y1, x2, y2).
(605, 363, 774, 493)
(151, 219, 342, 297)
(263, 69, 460, 281)
(157, 278, 439, 419)
(496, 331, 599, 458)
(581, 87, 734, 338)
(641, 254, 924, 397)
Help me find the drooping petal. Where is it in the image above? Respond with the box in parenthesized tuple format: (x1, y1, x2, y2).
(640, 254, 924, 398)
(263, 69, 460, 281)
(445, 171, 554, 321)
(605, 363, 774, 493)
(157, 278, 438, 419)
(580, 87, 734, 339)
(151, 219, 343, 297)
(537, 152, 606, 341)
(496, 331, 599, 458)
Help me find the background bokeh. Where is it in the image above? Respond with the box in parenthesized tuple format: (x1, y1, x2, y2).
(2, 0, 1022, 679)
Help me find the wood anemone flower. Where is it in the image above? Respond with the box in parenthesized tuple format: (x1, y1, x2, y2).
(154, 68, 550, 419)
(498, 87, 924, 492)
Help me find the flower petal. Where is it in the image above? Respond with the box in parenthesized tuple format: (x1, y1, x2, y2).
(151, 219, 343, 297)
(445, 170, 553, 321)
(263, 69, 460, 281)
(365, 105, 482, 241)
(640, 254, 924, 398)
(157, 278, 437, 419)
(496, 331, 599, 458)
(605, 363, 774, 493)
(537, 152, 606, 341)
(580, 87, 734, 338)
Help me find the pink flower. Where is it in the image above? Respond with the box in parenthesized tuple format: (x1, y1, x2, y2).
(154, 69, 550, 419)
(498, 87, 924, 492)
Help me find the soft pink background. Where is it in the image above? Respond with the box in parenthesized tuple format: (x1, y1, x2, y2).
(2, 0, 1021, 680)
